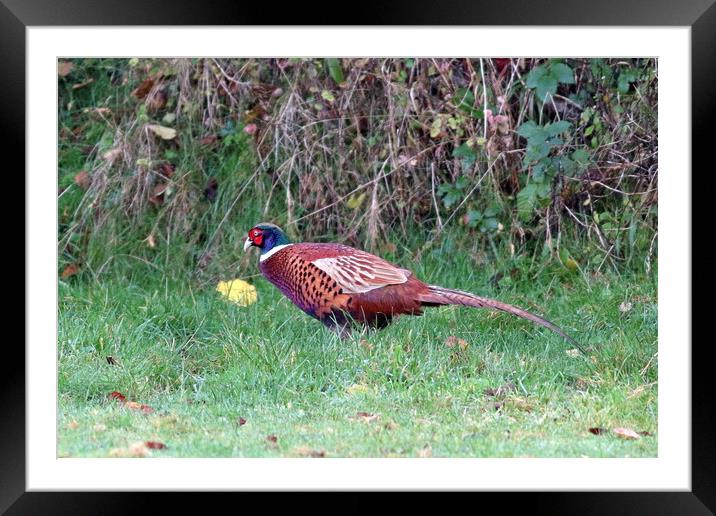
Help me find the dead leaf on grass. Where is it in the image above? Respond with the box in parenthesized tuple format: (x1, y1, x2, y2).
(108, 391, 154, 414)
(507, 396, 533, 412)
(359, 339, 374, 352)
(132, 78, 155, 99)
(145, 233, 156, 249)
(418, 445, 432, 458)
(146, 124, 177, 140)
(445, 336, 469, 350)
(61, 263, 80, 279)
(483, 382, 516, 398)
(110, 441, 151, 458)
(588, 427, 607, 435)
(58, 61, 74, 77)
(74, 170, 90, 189)
(619, 301, 633, 313)
(292, 446, 326, 458)
(628, 382, 657, 398)
(102, 147, 123, 162)
(613, 427, 641, 440)
(200, 134, 219, 146)
(148, 183, 167, 206)
(352, 411, 379, 423)
(108, 391, 127, 402)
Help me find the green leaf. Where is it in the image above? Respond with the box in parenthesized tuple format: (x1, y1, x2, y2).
(517, 183, 537, 221)
(617, 68, 638, 93)
(484, 205, 499, 218)
(516, 121, 548, 142)
(536, 75, 558, 102)
(545, 120, 572, 136)
(532, 161, 547, 183)
(550, 63, 575, 84)
(455, 87, 474, 107)
(556, 155, 576, 176)
(443, 192, 459, 208)
(465, 210, 482, 227)
(481, 218, 499, 232)
(453, 143, 477, 167)
(572, 148, 590, 167)
(325, 58, 344, 85)
(525, 65, 548, 89)
(430, 117, 443, 138)
(524, 141, 551, 163)
(536, 181, 551, 200)
(455, 88, 483, 118)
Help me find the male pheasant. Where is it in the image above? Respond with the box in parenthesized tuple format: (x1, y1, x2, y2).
(244, 223, 578, 345)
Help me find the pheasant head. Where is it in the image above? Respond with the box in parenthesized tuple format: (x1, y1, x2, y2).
(243, 223, 292, 259)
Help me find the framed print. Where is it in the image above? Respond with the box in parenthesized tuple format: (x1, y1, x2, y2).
(8, 0, 712, 511)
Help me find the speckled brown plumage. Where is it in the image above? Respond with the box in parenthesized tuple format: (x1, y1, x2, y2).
(259, 245, 350, 321)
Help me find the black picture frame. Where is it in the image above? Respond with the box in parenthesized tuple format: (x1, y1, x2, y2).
(7, 0, 710, 512)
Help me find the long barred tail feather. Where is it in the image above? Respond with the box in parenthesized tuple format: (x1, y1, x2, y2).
(420, 285, 583, 351)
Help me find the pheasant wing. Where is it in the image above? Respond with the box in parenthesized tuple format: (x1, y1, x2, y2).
(311, 252, 410, 294)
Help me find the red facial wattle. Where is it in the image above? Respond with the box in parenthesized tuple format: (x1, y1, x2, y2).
(250, 229, 264, 247)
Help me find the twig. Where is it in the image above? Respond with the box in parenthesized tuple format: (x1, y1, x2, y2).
(479, 58, 488, 140)
(431, 163, 443, 232)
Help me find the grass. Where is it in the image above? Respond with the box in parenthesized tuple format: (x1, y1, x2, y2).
(58, 249, 657, 458)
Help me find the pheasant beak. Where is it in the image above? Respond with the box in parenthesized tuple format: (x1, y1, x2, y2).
(243, 237, 253, 252)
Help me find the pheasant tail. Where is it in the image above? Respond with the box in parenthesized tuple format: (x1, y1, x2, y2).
(419, 285, 582, 350)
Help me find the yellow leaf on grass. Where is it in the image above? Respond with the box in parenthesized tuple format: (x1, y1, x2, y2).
(565, 257, 579, 271)
(346, 383, 370, 395)
(346, 192, 367, 210)
(146, 124, 177, 140)
(216, 279, 257, 306)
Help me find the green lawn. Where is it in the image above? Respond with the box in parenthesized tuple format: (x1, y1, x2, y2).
(58, 254, 657, 458)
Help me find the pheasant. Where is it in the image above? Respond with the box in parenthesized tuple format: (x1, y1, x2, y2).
(244, 223, 579, 345)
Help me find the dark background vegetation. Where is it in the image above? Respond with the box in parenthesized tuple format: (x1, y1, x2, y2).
(58, 58, 657, 285)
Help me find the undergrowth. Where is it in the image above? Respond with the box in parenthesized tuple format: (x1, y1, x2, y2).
(58, 58, 658, 285)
